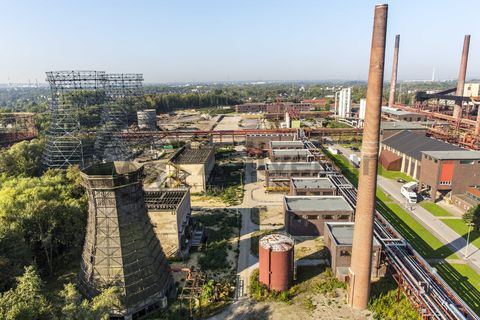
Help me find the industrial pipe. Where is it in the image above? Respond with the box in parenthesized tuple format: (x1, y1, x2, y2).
(388, 35, 400, 108)
(348, 3, 388, 310)
(453, 35, 471, 120)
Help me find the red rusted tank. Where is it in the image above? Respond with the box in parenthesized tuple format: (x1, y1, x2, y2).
(258, 233, 294, 291)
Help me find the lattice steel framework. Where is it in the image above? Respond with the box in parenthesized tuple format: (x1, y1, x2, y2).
(79, 161, 173, 318)
(42, 71, 105, 169)
(95, 73, 146, 161)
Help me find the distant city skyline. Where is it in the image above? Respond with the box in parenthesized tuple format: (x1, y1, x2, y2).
(1, 0, 479, 83)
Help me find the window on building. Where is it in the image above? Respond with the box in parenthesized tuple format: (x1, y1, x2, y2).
(324, 215, 333, 220)
(460, 160, 475, 165)
(307, 215, 318, 220)
(338, 215, 350, 220)
(340, 250, 351, 257)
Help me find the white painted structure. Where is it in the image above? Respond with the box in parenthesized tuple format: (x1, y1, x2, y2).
(334, 88, 352, 118)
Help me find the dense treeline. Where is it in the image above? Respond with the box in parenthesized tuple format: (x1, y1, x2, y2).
(0, 139, 120, 319)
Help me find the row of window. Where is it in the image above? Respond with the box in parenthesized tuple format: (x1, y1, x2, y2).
(293, 214, 351, 220)
(439, 181, 451, 186)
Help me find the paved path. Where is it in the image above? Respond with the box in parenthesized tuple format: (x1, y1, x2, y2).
(209, 160, 260, 319)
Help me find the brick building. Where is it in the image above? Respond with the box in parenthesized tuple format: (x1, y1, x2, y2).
(289, 177, 337, 196)
(264, 162, 325, 189)
(452, 186, 480, 212)
(419, 150, 480, 201)
(245, 133, 296, 150)
(382, 107, 427, 122)
(324, 222, 385, 280)
(379, 130, 463, 180)
(284, 196, 353, 236)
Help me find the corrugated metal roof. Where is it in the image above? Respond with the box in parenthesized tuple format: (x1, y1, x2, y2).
(382, 130, 463, 160)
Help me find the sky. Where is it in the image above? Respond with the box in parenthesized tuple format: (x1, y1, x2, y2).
(1, 0, 479, 84)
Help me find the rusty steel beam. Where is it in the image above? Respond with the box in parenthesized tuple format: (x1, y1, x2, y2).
(388, 34, 400, 108)
(348, 4, 387, 310)
(453, 35, 471, 120)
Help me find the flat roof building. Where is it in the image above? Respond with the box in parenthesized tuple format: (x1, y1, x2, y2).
(289, 177, 337, 196)
(269, 149, 314, 163)
(419, 150, 480, 201)
(264, 161, 325, 189)
(145, 188, 193, 258)
(245, 133, 296, 150)
(382, 107, 427, 122)
(269, 140, 305, 150)
(379, 130, 463, 180)
(284, 196, 353, 236)
(324, 222, 385, 280)
(452, 186, 480, 212)
(166, 147, 215, 193)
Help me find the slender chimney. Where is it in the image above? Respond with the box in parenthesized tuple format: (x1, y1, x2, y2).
(453, 35, 470, 119)
(388, 35, 400, 108)
(348, 4, 388, 310)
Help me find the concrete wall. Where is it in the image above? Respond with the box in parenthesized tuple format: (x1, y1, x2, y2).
(148, 191, 191, 257)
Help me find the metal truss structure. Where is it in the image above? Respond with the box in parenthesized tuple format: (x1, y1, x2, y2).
(42, 71, 105, 169)
(95, 73, 147, 161)
(0, 112, 38, 147)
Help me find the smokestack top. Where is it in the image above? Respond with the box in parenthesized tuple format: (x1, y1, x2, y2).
(375, 4, 388, 7)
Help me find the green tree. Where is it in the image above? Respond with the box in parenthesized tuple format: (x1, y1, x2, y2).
(463, 204, 480, 230)
(0, 139, 44, 177)
(0, 167, 87, 277)
(0, 266, 52, 320)
(60, 283, 122, 320)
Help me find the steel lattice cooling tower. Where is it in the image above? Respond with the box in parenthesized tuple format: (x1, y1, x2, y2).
(79, 161, 173, 319)
(259, 233, 294, 291)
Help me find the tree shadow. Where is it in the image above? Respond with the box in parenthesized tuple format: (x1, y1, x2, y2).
(433, 261, 480, 316)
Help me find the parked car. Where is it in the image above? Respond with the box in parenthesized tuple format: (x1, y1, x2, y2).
(396, 178, 406, 183)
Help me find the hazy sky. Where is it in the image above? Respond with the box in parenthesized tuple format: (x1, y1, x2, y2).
(1, 0, 479, 83)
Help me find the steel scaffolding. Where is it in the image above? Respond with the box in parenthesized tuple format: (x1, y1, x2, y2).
(95, 73, 146, 161)
(42, 71, 106, 169)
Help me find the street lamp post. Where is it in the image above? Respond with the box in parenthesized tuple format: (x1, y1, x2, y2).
(464, 222, 474, 258)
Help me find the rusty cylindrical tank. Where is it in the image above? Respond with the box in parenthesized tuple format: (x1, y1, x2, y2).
(388, 34, 400, 108)
(349, 4, 388, 310)
(259, 233, 294, 291)
(453, 35, 471, 120)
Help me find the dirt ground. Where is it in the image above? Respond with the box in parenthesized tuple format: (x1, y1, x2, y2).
(294, 236, 326, 260)
(258, 205, 284, 226)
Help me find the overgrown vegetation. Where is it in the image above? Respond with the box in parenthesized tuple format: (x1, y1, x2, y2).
(195, 210, 241, 272)
(369, 275, 420, 320)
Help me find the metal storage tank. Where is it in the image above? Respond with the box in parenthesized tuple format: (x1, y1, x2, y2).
(259, 233, 294, 291)
(137, 109, 157, 130)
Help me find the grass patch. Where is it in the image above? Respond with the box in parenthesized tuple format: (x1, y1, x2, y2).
(433, 262, 480, 315)
(376, 202, 457, 259)
(441, 219, 480, 249)
(377, 166, 414, 182)
(420, 202, 452, 217)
